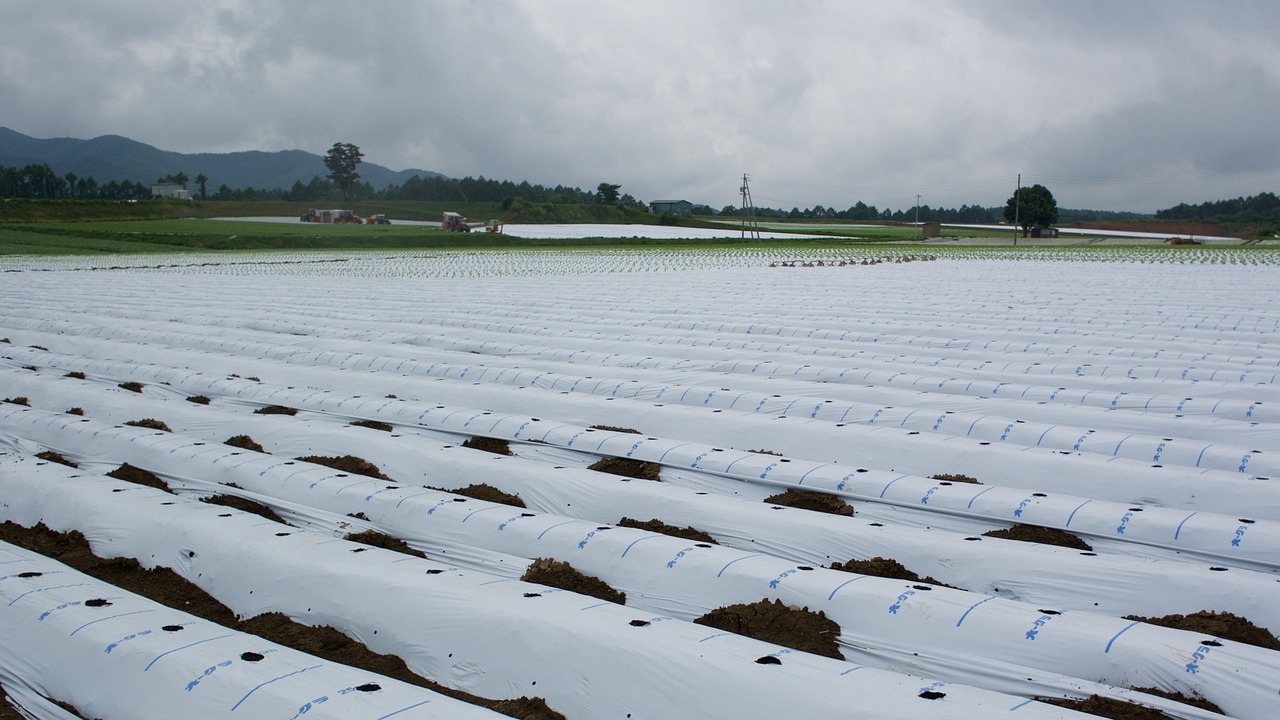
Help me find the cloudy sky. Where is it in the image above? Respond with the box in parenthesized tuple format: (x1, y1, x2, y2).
(3, 1, 1278, 213)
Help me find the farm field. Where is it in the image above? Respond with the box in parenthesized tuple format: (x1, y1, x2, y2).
(2, 246, 1279, 720)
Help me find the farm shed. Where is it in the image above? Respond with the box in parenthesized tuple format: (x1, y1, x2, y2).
(650, 199, 693, 215)
(149, 183, 190, 200)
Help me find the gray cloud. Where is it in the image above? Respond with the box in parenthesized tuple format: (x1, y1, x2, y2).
(3, 1, 1278, 212)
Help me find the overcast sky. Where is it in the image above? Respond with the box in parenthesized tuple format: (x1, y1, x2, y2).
(3, 1, 1279, 213)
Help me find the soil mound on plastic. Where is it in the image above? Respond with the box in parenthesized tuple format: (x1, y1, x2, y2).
(106, 463, 172, 493)
(297, 454, 392, 480)
(125, 418, 172, 432)
(225, 434, 266, 453)
(522, 557, 625, 605)
(588, 456, 662, 481)
(1124, 610, 1280, 651)
(344, 530, 428, 559)
(1130, 687, 1223, 715)
(36, 450, 78, 468)
(118, 382, 144, 393)
(931, 473, 981, 484)
(350, 419, 394, 432)
(202, 493, 288, 525)
(693, 598, 843, 660)
(65, 371, 87, 379)
(186, 395, 212, 405)
(983, 523, 1092, 551)
(589, 425, 641, 434)
(764, 489, 854, 516)
(617, 517, 716, 544)
(463, 436, 515, 456)
(66, 407, 85, 416)
(749, 448, 783, 456)
(830, 557, 954, 588)
(254, 405, 297, 415)
(1040, 694, 1186, 720)
(0, 521, 566, 720)
(443, 483, 527, 507)
(2, 396, 28, 406)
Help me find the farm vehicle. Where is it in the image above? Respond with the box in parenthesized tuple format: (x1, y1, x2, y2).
(442, 212, 501, 232)
(301, 208, 363, 224)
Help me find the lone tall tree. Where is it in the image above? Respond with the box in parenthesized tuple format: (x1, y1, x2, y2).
(324, 142, 364, 200)
(1004, 183, 1058, 237)
(596, 182, 621, 205)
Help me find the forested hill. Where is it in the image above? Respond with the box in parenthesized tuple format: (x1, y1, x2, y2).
(1156, 191, 1280, 227)
(0, 127, 442, 193)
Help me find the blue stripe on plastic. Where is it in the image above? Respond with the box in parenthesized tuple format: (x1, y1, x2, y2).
(826, 576, 868, 601)
(1112, 435, 1132, 456)
(1195, 444, 1212, 468)
(797, 464, 828, 485)
(1065, 500, 1092, 527)
(839, 666, 867, 675)
(966, 417, 984, 436)
(1174, 512, 1198, 540)
(1104, 621, 1141, 653)
(620, 536, 660, 557)
(966, 486, 996, 508)
(879, 475, 909, 498)
(69, 609, 153, 637)
(1035, 426, 1056, 446)
(375, 701, 434, 720)
(717, 555, 762, 577)
(1009, 699, 1036, 711)
(536, 520, 578, 539)
(144, 634, 235, 671)
(955, 596, 995, 627)
(231, 665, 323, 711)
(658, 443, 691, 463)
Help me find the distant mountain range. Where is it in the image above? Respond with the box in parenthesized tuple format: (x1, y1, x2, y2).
(0, 127, 444, 191)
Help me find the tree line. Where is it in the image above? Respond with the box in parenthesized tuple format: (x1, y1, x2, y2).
(1155, 192, 1280, 225)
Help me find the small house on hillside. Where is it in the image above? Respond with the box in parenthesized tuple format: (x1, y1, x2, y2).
(650, 199, 693, 215)
(150, 183, 190, 200)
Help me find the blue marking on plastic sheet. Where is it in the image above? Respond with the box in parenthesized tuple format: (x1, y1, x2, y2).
(965, 487, 995, 508)
(1111, 435, 1133, 456)
(954, 597, 995, 627)
(373, 700, 434, 720)
(620, 536, 659, 558)
(1173, 512, 1198, 540)
(716, 555, 763, 578)
(1009, 699, 1036, 711)
(657, 443, 691, 463)
(797, 465, 827, 485)
(878, 475, 909, 498)
(826, 575, 868, 601)
(578, 602, 611, 612)
(965, 417, 984, 436)
(698, 632, 733, 643)
(839, 666, 868, 675)
(69, 608, 154, 637)
(1104, 621, 1141, 653)
(1035, 426, 1056, 446)
(898, 409, 919, 427)
(1064, 500, 1092, 527)
(230, 665, 323, 711)
(145, 634, 237, 671)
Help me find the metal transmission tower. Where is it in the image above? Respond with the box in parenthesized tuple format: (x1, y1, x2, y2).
(740, 174, 761, 240)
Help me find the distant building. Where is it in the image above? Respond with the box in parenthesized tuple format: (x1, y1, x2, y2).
(150, 183, 191, 200)
(1030, 225, 1059, 238)
(650, 199, 693, 215)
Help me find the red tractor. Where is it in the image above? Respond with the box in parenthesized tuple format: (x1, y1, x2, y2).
(442, 211, 471, 232)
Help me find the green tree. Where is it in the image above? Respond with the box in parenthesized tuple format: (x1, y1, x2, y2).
(1004, 184, 1058, 237)
(596, 182, 621, 205)
(324, 142, 364, 200)
(195, 173, 209, 200)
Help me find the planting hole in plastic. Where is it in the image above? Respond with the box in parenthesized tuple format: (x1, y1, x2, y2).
(85, 598, 112, 607)
(919, 691, 946, 700)
(755, 656, 782, 665)
(356, 683, 381, 692)
(17, 572, 41, 578)
(426, 569, 444, 575)
(1209, 566, 1229, 572)
(162, 625, 184, 632)
(1200, 639, 1223, 646)
(629, 619, 650, 627)
(524, 592, 541, 598)
(241, 652, 265, 662)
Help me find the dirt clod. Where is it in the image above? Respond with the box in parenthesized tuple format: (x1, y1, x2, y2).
(983, 524, 1092, 551)
(202, 494, 288, 525)
(226, 434, 266, 453)
(931, 473, 981, 484)
(588, 456, 662, 481)
(617, 517, 716, 544)
(66, 407, 85, 415)
(118, 382, 144, 393)
(254, 405, 297, 416)
(186, 395, 212, 405)
(106, 463, 172, 493)
(36, 450, 77, 468)
(830, 557, 955, 588)
(1129, 687, 1224, 715)
(463, 436, 515, 456)
(444, 483, 526, 508)
(3, 397, 29, 406)
(764, 489, 854, 516)
(1040, 695, 1177, 720)
(65, 371, 87, 380)
(125, 418, 172, 432)
(297, 455, 391, 480)
(521, 557, 625, 604)
(589, 425, 641, 434)
(1124, 610, 1280, 651)
(694, 598, 843, 660)
(350, 419, 394, 432)
(344, 530, 427, 559)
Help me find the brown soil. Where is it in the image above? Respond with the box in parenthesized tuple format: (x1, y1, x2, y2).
(1124, 610, 1280, 651)
(693, 598, 843, 660)
(343, 530, 428, 559)
(66, 407, 85, 416)
(983, 524, 1093, 551)
(589, 425, 641, 434)
(521, 557, 625, 605)
(297, 455, 392, 480)
(201, 493, 288, 525)
(36, 451, 77, 468)
(1065, 220, 1234, 238)
(2, 397, 28, 406)
(931, 473, 981, 484)
(463, 436, 515, 456)
(0, 521, 564, 720)
(587, 456, 662, 481)
(444, 483, 526, 508)
(225, 434, 266, 453)
(125, 418, 172, 432)
(1130, 687, 1223, 715)
(350, 419, 394, 432)
(617, 517, 716, 544)
(65, 371, 87, 380)
(764, 489, 854, 516)
(254, 405, 297, 416)
(118, 382, 144, 393)
(186, 395, 212, 405)
(1040, 695, 1171, 720)
(749, 449, 783, 456)
(106, 463, 172, 493)
(829, 557, 955, 588)
(0, 687, 25, 720)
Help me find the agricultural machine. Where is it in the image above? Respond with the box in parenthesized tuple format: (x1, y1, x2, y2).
(442, 212, 500, 232)
(300, 209, 363, 224)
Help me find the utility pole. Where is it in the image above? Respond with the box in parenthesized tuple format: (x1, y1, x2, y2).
(1013, 173, 1021, 246)
(914, 193, 921, 240)
(740, 174, 760, 241)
